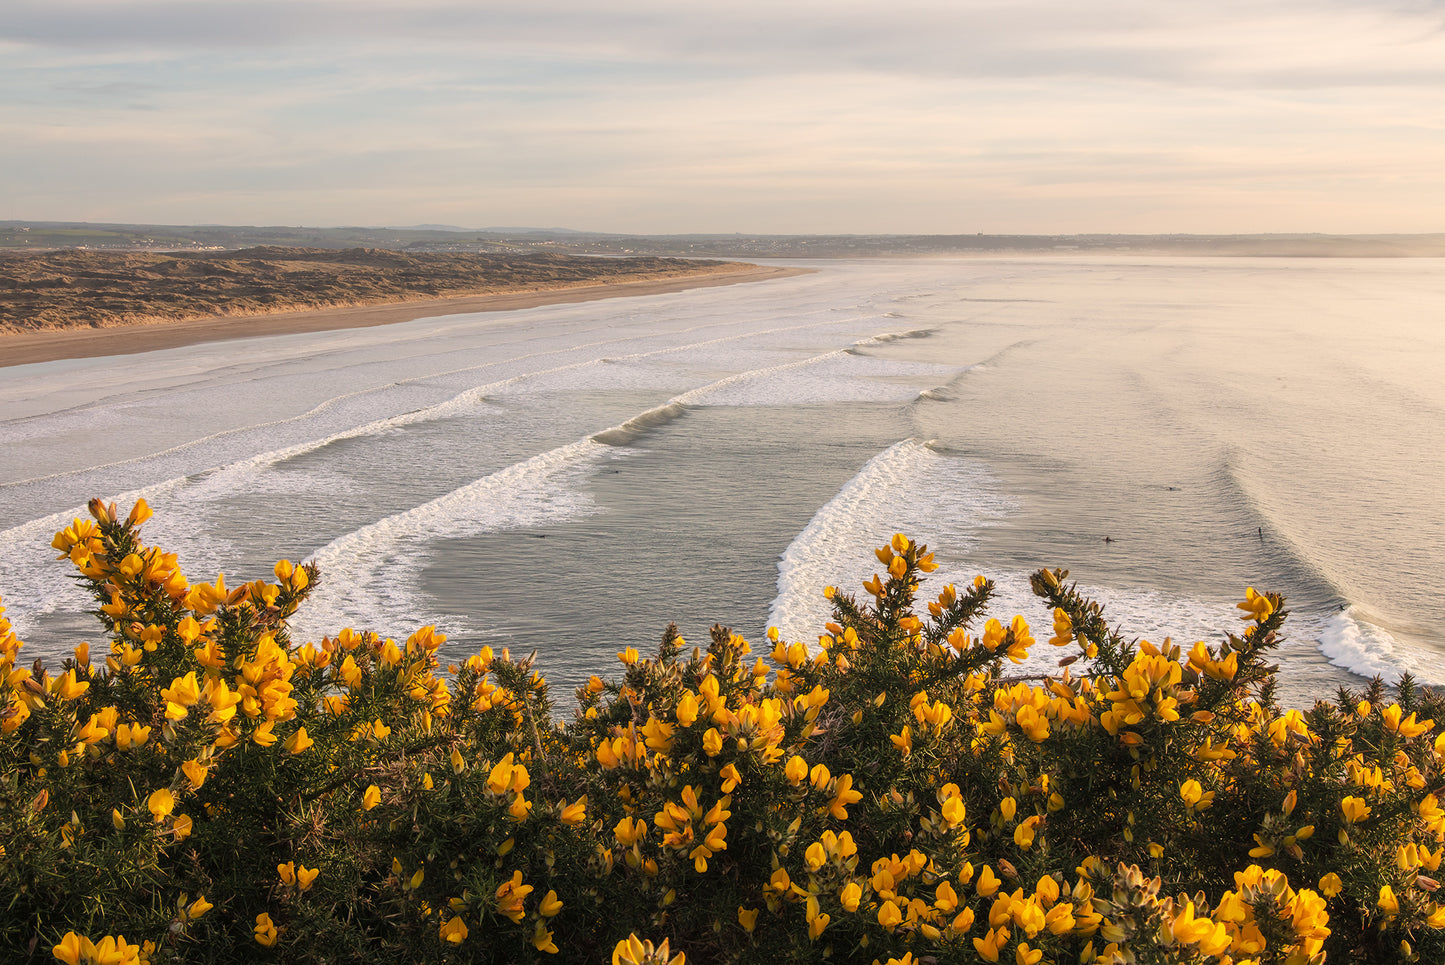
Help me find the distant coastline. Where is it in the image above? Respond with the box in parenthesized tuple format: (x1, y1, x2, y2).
(6, 220, 1445, 260)
(0, 248, 806, 367)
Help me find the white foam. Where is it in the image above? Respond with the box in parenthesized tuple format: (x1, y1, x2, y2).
(0, 361, 593, 585)
(0, 379, 435, 490)
(775, 528, 1425, 692)
(0, 474, 195, 632)
(289, 438, 622, 642)
(159, 316, 870, 475)
(0, 313, 910, 645)
(855, 329, 935, 344)
(0, 358, 614, 636)
(677, 338, 959, 407)
(284, 326, 968, 638)
(766, 438, 1308, 679)
(972, 575, 1253, 679)
(775, 542, 1295, 681)
(1316, 607, 1445, 688)
(288, 331, 947, 640)
(1, 314, 859, 503)
(768, 439, 1014, 642)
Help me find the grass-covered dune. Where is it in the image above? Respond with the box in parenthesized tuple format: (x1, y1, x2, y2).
(0, 247, 754, 335)
(5, 499, 1444, 964)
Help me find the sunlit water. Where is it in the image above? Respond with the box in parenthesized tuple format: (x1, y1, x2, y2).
(3, 256, 1443, 706)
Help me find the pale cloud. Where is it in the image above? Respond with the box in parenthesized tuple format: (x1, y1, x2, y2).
(2, 1, 1444, 231)
(7, 0, 1442, 85)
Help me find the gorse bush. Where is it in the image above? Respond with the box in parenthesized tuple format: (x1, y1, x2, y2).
(3, 500, 1444, 964)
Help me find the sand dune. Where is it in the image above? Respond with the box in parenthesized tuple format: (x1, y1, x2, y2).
(0, 247, 804, 367)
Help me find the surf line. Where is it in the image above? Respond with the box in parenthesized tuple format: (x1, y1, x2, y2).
(0, 320, 917, 636)
(294, 330, 937, 634)
(3, 317, 945, 560)
(767, 438, 1015, 643)
(303, 329, 917, 579)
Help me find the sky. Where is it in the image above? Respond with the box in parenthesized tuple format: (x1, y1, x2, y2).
(3, 0, 1444, 235)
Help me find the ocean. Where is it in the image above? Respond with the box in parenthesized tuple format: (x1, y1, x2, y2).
(3, 255, 1442, 707)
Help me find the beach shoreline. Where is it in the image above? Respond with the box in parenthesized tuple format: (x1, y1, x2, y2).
(0, 263, 809, 368)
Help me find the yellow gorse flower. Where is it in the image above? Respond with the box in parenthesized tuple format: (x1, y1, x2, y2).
(1237, 587, 1275, 621)
(158, 676, 200, 719)
(532, 920, 558, 954)
(1179, 779, 1215, 812)
(19, 511, 1445, 964)
(51, 932, 85, 965)
(282, 726, 313, 754)
(1341, 795, 1371, 823)
(146, 788, 174, 822)
(495, 870, 533, 923)
(438, 916, 468, 944)
(612, 935, 684, 965)
(51, 932, 144, 965)
(558, 794, 587, 825)
(1379, 885, 1400, 918)
(253, 913, 279, 947)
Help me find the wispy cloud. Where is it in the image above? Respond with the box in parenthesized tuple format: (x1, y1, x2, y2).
(3, 1, 1444, 231)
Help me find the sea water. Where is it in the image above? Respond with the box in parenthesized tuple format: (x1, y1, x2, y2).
(2, 256, 1443, 706)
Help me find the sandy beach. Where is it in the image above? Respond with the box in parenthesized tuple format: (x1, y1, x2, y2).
(0, 263, 807, 368)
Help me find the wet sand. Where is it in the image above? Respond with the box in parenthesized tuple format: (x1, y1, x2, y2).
(0, 264, 808, 368)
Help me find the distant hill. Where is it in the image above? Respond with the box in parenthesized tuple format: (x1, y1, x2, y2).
(3, 221, 1443, 259)
(479, 226, 590, 235)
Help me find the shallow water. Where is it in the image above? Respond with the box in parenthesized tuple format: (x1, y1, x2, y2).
(2, 256, 1442, 705)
